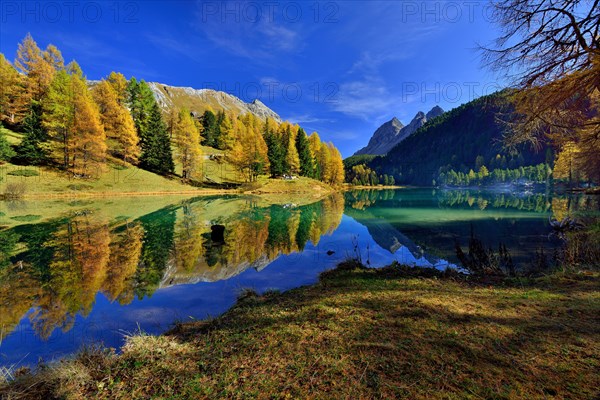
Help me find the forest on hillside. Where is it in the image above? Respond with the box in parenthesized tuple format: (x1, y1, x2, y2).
(0, 34, 344, 187)
(359, 92, 554, 186)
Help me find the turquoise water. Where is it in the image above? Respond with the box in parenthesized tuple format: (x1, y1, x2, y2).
(0, 189, 597, 367)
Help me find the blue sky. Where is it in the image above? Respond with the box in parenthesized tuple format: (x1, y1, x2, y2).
(0, 1, 507, 157)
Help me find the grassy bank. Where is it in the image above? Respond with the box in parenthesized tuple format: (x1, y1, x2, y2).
(2, 263, 599, 399)
(1, 128, 335, 200)
(0, 163, 335, 199)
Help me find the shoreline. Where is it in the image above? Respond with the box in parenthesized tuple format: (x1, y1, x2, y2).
(15, 189, 233, 200)
(343, 184, 406, 190)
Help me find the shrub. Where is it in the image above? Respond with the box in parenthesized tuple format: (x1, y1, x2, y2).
(559, 221, 600, 269)
(2, 182, 26, 199)
(455, 231, 515, 276)
(236, 288, 259, 303)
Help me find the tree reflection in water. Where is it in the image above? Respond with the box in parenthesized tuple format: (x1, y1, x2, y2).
(0, 194, 344, 341)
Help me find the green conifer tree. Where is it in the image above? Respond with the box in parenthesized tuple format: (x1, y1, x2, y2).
(295, 128, 314, 177)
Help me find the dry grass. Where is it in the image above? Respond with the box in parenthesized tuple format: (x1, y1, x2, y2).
(2, 265, 599, 399)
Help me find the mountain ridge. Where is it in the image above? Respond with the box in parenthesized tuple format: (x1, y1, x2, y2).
(354, 105, 444, 156)
(367, 91, 550, 185)
(147, 82, 282, 122)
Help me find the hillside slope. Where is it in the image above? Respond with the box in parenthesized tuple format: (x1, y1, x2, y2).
(368, 92, 550, 185)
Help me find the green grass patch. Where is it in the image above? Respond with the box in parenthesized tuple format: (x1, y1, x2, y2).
(66, 184, 94, 191)
(0, 127, 24, 145)
(2, 264, 598, 399)
(7, 169, 39, 177)
(9, 215, 41, 222)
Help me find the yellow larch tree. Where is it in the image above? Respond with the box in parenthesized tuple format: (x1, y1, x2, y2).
(217, 112, 235, 150)
(286, 131, 300, 175)
(553, 141, 584, 184)
(173, 108, 202, 180)
(228, 115, 269, 182)
(92, 80, 139, 163)
(107, 71, 128, 105)
(14, 34, 59, 106)
(327, 143, 345, 185)
(0, 54, 25, 124)
(317, 141, 332, 183)
(43, 69, 74, 169)
(308, 131, 323, 180)
(44, 62, 106, 175)
(70, 63, 106, 176)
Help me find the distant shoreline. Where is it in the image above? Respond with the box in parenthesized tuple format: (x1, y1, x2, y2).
(344, 185, 406, 190)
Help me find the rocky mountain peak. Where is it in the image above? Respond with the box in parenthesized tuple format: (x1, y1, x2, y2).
(353, 106, 445, 156)
(426, 105, 444, 120)
(147, 83, 282, 122)
(353, 117, 405, 156)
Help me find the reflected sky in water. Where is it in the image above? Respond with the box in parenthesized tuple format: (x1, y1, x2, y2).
(0, 189, 597, 366)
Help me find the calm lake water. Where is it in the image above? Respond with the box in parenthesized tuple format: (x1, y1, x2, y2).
(0, 189, 598, 367)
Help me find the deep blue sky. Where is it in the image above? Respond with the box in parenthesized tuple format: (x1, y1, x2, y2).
(0, 1, 506, 157)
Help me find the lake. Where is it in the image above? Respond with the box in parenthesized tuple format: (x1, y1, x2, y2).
(1, 189, 598, 367)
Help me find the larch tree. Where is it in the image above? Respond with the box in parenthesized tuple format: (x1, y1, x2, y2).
(229, 115, 269, 181)
(483, 0, 600, 182)
(43, 69, 74, 169)
(317, 141, 332, 184)
(42, 45, 64, 71)
(92, 80, 139, 163)
(173, 108, 202, 180)
(69, 62, 106, 176)
(228, 119, 251, 181)
(0, 54, 25, 125)
(285, 131, 300, 175)
(327, 143, 345, 185)
(12, 35, 64, 162)
(106, 223, 145, 305)
(553, 141, 584, 185)
(14, 34, 59, 106)
(308, 132, 323, 180)
(44, 62, 106, 175)
(107, 72, 128, 106)
(217, 112, 235, 150)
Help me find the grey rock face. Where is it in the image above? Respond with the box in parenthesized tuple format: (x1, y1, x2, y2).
(247, 99, 282, 122)
(354, 117, 404, 156)
(147, 82, 282, 122)
(354, 106, 444, 155)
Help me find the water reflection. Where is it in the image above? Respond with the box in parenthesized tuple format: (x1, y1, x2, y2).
(344, 188, 599, 267)
(0, 189, 597, 365)
(0, 195, 344, 343)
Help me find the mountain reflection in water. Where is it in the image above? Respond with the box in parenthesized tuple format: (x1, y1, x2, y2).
(0, 189, 597, 366)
